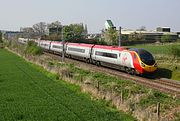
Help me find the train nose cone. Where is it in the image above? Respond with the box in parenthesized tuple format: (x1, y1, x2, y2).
(143, 65, 157, 72)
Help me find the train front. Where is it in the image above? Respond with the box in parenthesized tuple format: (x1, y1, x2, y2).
(130, 48, 157, 74)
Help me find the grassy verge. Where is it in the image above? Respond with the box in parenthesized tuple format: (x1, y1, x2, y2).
(54, 61, 180, 109)
(0, 49, 136, 121)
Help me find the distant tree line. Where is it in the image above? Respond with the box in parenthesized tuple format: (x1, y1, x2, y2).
(21, 21, 88, 42)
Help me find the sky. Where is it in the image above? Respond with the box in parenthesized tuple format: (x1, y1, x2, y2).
(0, 0, 180, 33)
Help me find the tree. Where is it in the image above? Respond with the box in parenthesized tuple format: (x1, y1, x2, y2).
(33, 22, 47, 35)
(70, 24, 84, 38)
(63, 23, 85, 42)
(136, 26, 146, 31)
(63, 25, 74, 41)
(20, 27, 34, 33)
(104, 28, 118, 45)
(128, 32, 144, 41)
(48, 21, 61, 28)
(20, 27, 35, 38)
(47, 21, 62, 41)
(161, 34, 171, 43)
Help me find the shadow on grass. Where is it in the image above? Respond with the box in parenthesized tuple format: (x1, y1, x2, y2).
(154, 68, 172, 79)
(142, 68, 172, 79)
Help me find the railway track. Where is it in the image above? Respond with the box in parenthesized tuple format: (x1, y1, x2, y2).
(93, 66, 180, 98)
(43, 52, 180, 98)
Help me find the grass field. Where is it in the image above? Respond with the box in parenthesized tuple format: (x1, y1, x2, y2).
(0, 49, 136, 121)
(127, 42, 180, 55)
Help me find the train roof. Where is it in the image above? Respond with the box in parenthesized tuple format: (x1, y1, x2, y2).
(51, 41, 63, 44)
(67, 43, 94, 47)
(129, 48, 152, 54)
(39, 40, 52, 43)
(67, 43, 128, 51)
(94, 45, 128, 51)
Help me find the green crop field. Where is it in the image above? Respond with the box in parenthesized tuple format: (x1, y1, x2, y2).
(0, 49, 135, 121)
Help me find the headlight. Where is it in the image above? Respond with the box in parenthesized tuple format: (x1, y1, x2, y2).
(141, 62, 145, 67)
(154, 63, 158, 67)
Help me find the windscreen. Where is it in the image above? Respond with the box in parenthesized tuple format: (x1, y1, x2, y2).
(138, 49, 155, 65)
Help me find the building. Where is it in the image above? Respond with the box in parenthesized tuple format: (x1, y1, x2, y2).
(48, 27, 62, 35)
(105, 20, 116, 30)
(177, 32, 180, 38)
(156, 27, 171, 32)
(102, 19, 179, 43)
(121, 29, 178, 41)
(20, 27, 34, 33)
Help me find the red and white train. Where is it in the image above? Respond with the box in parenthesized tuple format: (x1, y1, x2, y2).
(18, 38, 157, 75)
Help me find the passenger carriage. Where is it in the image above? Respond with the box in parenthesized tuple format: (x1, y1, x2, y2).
(66, 43, 94, 62)
(39, 40, 51, 51)
(50, 41, 63, 54)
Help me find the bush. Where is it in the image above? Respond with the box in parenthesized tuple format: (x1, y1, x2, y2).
(169, 45, 180, 59)
(128, 32, 145, 41)
(161, 34, 171, 43)
(139, 90, 169, 107)
(27, 40, 37, 47)
(25, 41, 43, 55)
(32, 46, 43, 55)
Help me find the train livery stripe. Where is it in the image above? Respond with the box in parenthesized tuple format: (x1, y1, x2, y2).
(129, 51, 143, 74)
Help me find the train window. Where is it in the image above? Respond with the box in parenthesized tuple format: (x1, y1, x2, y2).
(95, 51, 117, 59)
(119, 53, 121, 57)
(138, 49, 155, 65)
(134, 54, 137, 59)
(95, 51, 103, 56)
(41, 43, 49, 46)
(68, 47, 85, 53)
(52, 45, 62, 49)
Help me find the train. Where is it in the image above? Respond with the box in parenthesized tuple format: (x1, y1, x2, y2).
(18, 38, 157, 75)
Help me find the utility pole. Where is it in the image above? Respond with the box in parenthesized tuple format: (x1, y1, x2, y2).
(61, 25, 65, 62)
(118, 26, 121, 47)
(0, 31, 2, 43)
